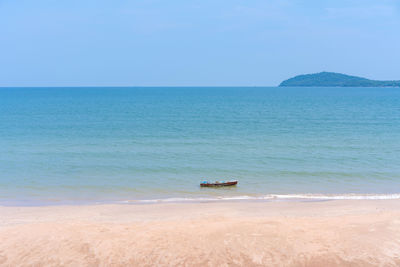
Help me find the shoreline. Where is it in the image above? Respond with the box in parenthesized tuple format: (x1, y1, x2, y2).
(1, 200, 400, 265)
(2, 192, 400, 207)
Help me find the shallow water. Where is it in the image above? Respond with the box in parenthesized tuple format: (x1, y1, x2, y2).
(1, 87, 400, 205)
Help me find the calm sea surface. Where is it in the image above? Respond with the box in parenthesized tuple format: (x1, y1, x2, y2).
(1, 87, 400, 205)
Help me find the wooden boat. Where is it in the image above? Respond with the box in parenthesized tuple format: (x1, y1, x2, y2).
(200, 180, 238, 187)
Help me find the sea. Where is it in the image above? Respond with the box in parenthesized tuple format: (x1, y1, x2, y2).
(1, 87, 400, 205)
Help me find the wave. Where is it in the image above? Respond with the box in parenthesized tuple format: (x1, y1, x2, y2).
(120, 193, 400, 204)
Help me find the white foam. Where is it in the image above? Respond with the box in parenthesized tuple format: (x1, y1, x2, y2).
(266, 194, 400, 200)
(119, 193, 400, 204)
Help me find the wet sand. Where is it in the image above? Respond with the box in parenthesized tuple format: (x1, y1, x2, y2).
(1, 200, 400, 266)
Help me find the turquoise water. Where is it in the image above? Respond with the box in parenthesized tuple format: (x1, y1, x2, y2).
(1, 87, 400, 205)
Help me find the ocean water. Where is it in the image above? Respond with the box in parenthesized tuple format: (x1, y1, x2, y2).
(1, 87, 400, 205)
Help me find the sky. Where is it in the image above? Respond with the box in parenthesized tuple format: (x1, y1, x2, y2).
(0, 0, 399, 86)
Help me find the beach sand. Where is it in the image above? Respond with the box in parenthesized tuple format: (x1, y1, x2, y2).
(1, 200, 400, 266)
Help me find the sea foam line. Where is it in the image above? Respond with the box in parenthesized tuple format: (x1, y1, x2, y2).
(120, 194, 400, 204)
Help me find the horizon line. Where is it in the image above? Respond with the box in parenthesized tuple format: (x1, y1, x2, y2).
(0, 85, 279, 88)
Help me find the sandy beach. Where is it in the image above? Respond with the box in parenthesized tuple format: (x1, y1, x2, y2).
(0, 200, 399, 266)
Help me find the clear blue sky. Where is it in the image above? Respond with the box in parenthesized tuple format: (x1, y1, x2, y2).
(1, 0, 399, 86)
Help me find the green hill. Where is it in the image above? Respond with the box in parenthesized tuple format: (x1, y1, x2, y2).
(279, 72, 400, 87)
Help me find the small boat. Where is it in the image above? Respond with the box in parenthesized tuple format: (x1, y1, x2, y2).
(200, 180, 238, 187)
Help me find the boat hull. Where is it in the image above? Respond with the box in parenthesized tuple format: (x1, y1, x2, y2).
(200, 181, 238, 187)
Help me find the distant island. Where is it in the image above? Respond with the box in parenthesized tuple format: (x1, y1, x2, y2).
(279, 72, 400, 87)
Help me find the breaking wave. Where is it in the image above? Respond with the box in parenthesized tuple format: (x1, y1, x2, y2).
(120, 194, 400, 204)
